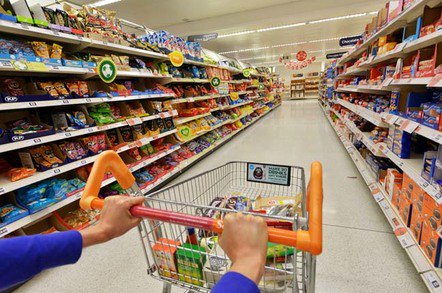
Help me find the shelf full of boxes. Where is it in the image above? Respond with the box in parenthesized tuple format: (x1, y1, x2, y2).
(304, 73, 321, 98)
(322, 0, 442, 291)
(0, 2, 281, 238)
(290, 76, 305, 99)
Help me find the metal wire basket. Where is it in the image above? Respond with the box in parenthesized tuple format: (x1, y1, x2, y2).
(137, 161, 318, 293)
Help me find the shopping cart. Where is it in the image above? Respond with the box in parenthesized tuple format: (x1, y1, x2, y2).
(80, 151, 323, 293)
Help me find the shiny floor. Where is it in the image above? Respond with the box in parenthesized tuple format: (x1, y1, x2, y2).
(17, 100, 426, 292)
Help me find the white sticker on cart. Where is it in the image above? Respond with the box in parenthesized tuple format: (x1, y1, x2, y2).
(247, 163, 291, 186)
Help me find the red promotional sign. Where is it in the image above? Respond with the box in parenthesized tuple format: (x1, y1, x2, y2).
(296, 50, 307, 61)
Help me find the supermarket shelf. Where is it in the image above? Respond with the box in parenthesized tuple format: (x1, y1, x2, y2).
(379, 112, 442, 144)
(337, 0, 437, 65)
(163, 77, 210, 84)
(377, 143, 442, 203)
(0, 93, 174, 111)
(0, 146, 179, 237)
(390, 77, 433, 86)
(337, 99, 388, 127)
(322, 107, 442, 292)
(336, 85, 391, 94)
(403, 30, 442, 53)
(336, 67, 367, 79)
(139, 103, 281, 194)
(173, 113, 211, 125)
(331, 109, 385, 157)
(219, 100, 253, 110)
(180, 119, 233, 144)
(229, 80, 251, 84)
(0, 110, 178, 154)
(0, 129, 178, 196)
(169, 94, 224, 104)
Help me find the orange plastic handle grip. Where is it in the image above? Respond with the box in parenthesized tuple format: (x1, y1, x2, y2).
(80, 150, 135, 210)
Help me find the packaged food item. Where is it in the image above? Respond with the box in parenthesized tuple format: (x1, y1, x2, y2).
(2, 78, 25, 96)
(0, 204, 29, 224)
(42, 145, 63, 165)
(254, 195, 301, 217)
(176, 243, 206, 286)
(128, 148, 142, 161)
(119, 126, 133, 142)
(38, 81, 59, 97)
(152, 238, 181, 279)
(96, 134, 107, 151)
(50, 44, 63, 59)
(66, 111, 87, 128)
(82, 136, 100, 154)
(26, 197, 57, 214)
(56, 9, 69, 27)
(266, 243, 295, 259)
(53, 82, 69, 96)
(78, 81, 89, 97)
(66, 82, 80, 95)
(6, 167, 36, 182)
(31, 42, 50, 58)
(106, 129, 119, 147)
(59, 142, 79, 160)
(42, 7, 57, 24)
(61, 208, 100, 230)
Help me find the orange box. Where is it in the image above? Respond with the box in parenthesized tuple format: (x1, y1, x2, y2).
(398, 197, 412, 226)
(384, 169, 403, 200)
(410, 202, 424, 243)
(152, 238, 181, 279)
(420, 219, 442, 267)
(401, 173, 416, 202)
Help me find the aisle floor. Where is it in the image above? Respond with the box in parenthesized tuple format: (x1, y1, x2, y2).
(17, 100, 426, 292)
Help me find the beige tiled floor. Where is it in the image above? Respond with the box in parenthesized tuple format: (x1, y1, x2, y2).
(17, 100, 426, 292)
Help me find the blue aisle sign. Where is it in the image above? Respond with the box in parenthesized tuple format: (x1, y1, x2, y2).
(339, 35, 362, 47)
(326, 52, 346, 59)
(247, 163, 291, 186)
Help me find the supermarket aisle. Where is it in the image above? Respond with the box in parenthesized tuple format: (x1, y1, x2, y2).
(17, 100, 426, 293)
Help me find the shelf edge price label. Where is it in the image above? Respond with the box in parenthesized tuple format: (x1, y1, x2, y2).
(126, 117, 142, 126)
(393, 227, 414, 248)
(0, 227, 9, 237)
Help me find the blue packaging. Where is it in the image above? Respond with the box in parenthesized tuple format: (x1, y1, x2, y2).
(0, 204, 29, 225)
(389, 91, 400, 114)
(392, 127, 411, 158)
(25, 197, 57, 214)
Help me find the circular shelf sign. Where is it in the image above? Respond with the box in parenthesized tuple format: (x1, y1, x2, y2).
(296, 50, 307, 62)
(210, 76, 221, 87)
(97, 59, 117, 83)
(258, 83, 265, 90)
(169, 51, 184, 67)
(243, 68, 252, 77)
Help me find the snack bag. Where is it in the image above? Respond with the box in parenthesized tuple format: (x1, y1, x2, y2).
(38, 82, 59, 97)
(50, 44, 63, 59)
(53, 82, 69, 96)
(31, 42, 49, 58)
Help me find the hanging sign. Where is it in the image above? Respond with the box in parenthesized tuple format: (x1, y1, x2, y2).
(243, 68, 252, 77)
(187, 33, 218, 42)
(326, 52, 346, 59)
(339, 35, 363, 47)
(169, 51, 184, 67)
(97, 59, 117, 83)
(296, 50, 307, 62)
(210, 76, 221, 87)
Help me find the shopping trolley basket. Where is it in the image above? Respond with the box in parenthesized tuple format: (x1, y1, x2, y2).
(80, 151, 323, 292)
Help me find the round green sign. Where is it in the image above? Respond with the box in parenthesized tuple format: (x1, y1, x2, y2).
(258, 83, 265, 90)
(98, 59, 117, 83)
(243, 68, 252, 78)
(210, 76, 221, 87)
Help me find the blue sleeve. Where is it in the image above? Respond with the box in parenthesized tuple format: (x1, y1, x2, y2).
(0, 231, 83, 291)
(212, 272, 259, 293)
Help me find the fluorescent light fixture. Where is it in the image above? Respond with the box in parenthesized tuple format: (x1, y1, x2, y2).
(218, 11, 374, 38)
(220, 36, 349, 55)
(90, 0, 121, 7)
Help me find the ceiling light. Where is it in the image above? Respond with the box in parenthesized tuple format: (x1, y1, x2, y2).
(89, 0, 121, 7)
(218, 11, 374, 38)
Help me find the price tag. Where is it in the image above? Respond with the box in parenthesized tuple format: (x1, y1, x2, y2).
(33, 138, 42, 143)
(381, 77, 393, 87)
(62, 99, 70, 104)
(76, 35, 83, 40)
(395, 117, 405, 126)
(428, 74, 442, 88)
(64, 132, 72, 137)
(74, 192, 82, 199)
(52, 168, 61, 174)
(432, 133, 442, 142)
(0, 227, 9, 237)
(423, 271, 442, 290)
(0, 60, 12, 68)
(85, 98, 92, 103)
(87, 127, 96, 133)
(394, 228, 414, 248)
(98, 125, 108, 131)
(186, 97, 195, 102)
(399, 119, 419, 133)
(20, 23, 29, 29)
(137, 138, 150, 146)
(126, 117, 142, 126)
(28, 101, 37, 107)
(159, 112, 166, 119)
(0, 187, 5, 195)
(152, 135, 158, 140)
(80, 159, 87, 165)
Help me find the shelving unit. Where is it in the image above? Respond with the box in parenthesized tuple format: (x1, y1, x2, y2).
(290, 77, 305, 99)
(322, 1, 442, 291)
(0, 8, 282, 239)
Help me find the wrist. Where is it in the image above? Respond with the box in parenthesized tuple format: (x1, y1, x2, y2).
(80, 224, 112, 247)
(230, 255, 266, 284)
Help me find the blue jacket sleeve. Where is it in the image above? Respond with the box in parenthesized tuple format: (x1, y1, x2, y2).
(0, 230, 83, 291)
(212, 272, 259, 293)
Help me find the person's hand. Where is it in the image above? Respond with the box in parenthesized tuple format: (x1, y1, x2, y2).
(219, 213, 268, 284)
(80, 196, 144, 247)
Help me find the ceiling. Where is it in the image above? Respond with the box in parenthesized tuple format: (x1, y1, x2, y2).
(68, 0, 387, 66)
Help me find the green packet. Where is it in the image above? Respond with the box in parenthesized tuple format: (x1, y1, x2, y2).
(266, 243, 295, 258)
